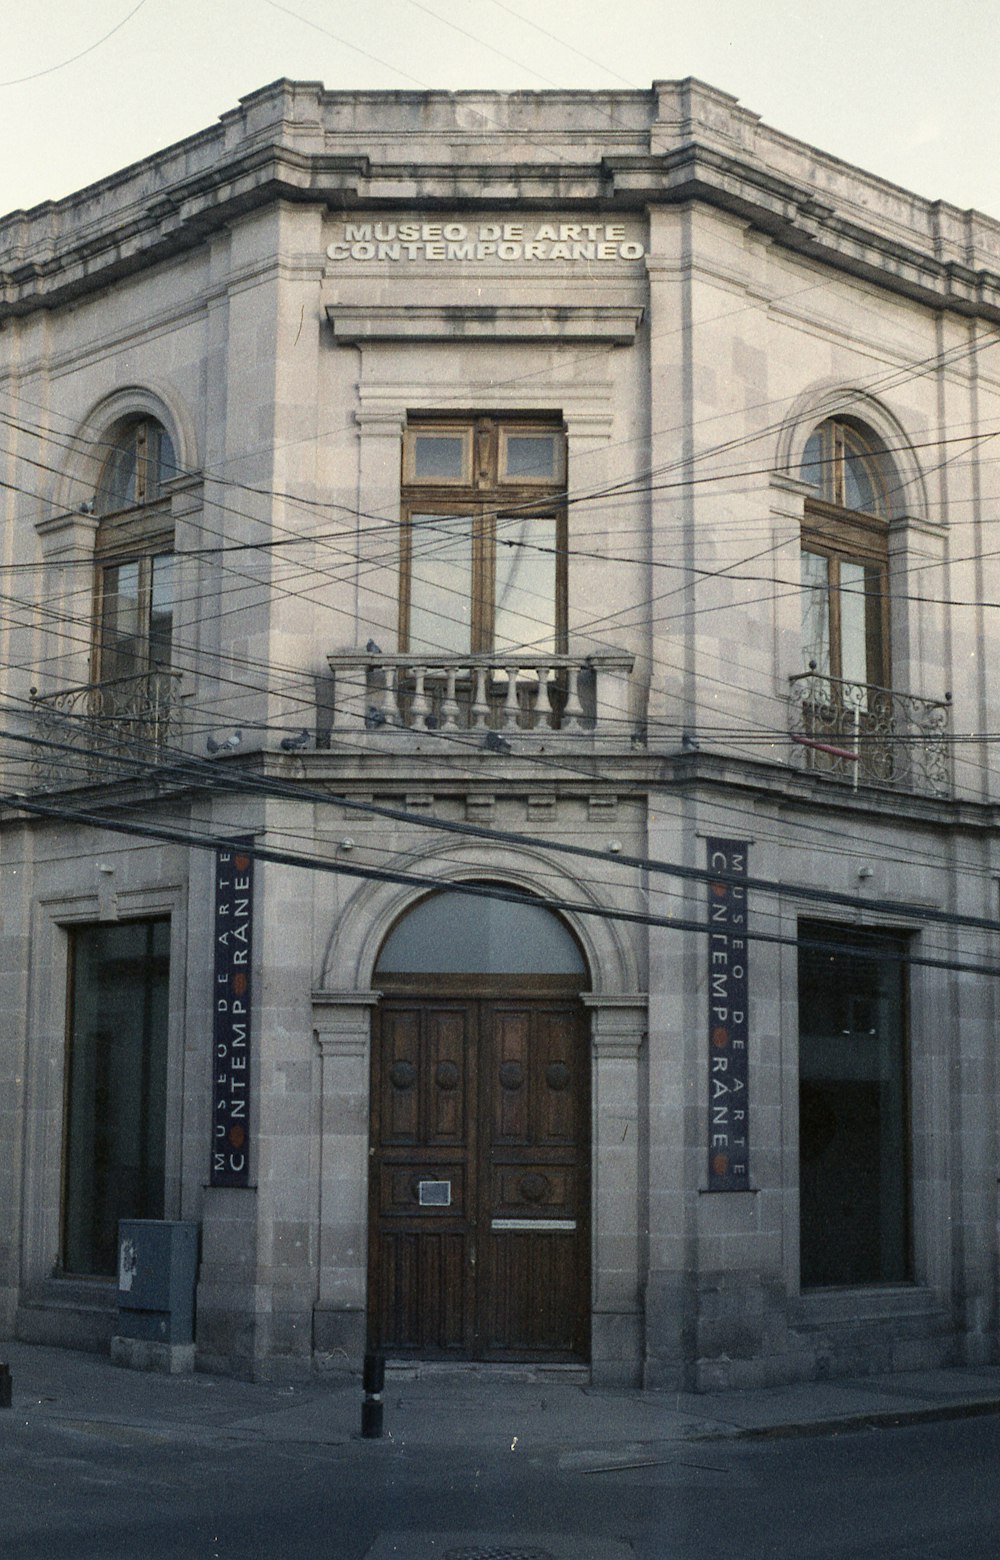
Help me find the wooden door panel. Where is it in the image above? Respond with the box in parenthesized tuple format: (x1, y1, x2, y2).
(480, 1001, 589, 1360)
(491, 1009, 532, 1144)
(532, 1009, 579, 1145)
(371, 995, 588, 1362)
(369, 1001, 476, 1356)
(484, 1230, 583, 1354)
(493, 1164, 575, 1216)
(377, 1229, 468, 1352)
(380, 1008, 422, 1143)
(424, 1010, 469, 1144)
(381, 1162, 468, 1217)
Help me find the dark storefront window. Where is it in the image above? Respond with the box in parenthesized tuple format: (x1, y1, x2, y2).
(798, 921, 910, 1288)
(62, 920, 170, 1276)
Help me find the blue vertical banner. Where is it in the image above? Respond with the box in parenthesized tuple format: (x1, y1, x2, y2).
(706, 838, 749, 1190)
(210, 840, 254, 1187)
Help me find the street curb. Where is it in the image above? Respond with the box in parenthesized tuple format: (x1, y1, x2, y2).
(700, 1395, 1000, 1442)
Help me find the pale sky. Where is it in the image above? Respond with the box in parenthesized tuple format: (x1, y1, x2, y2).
(1, 0, 997, 220)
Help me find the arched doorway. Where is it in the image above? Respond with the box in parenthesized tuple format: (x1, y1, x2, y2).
(368, 885, 591, 1362)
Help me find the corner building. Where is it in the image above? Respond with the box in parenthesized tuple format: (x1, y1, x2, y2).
(2, 79, 999, 1388)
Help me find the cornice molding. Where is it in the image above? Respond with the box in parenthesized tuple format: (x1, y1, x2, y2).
(326, 303, 644, 344)
(4, 83, 1000, 326)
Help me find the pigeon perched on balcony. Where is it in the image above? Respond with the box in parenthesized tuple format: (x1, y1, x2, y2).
(279, 728, 310, 752)
(206, 729, 242, 754)
(365, 706, 387, 729)
(365, 639, 383, 655)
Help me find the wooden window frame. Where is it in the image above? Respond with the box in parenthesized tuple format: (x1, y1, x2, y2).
(801, 499, 891, 688)
(400, 415, 567, 655)
(92, 414, 177, 683)
(93, 452, 175, 684)
(94, 417, 176, 518)
(801, 419, 893, 690)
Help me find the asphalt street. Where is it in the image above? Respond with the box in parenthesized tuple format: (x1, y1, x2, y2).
(4, 1344, 1000, 1559)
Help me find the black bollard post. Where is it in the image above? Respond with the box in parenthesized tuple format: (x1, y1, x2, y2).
(0, 1362, 11, 1409)
(361, 1350, 384, 1439)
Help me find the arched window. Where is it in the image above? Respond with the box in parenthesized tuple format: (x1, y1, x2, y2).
(375, 886, 586, 978)
(95, 417, 177, 516)
(93, 418, 176, 686)
(799, 418, 892, 691)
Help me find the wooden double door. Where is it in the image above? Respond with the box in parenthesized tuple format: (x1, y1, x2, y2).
(368, 991, 590, 1361)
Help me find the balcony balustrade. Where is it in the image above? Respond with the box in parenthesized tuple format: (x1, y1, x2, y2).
(29, 669, 183, 789)
(788, 666, 951, 797)
(326, 652, 635, 738)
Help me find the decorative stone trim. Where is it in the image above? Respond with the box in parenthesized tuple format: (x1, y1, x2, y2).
(327, 304, 644, 344)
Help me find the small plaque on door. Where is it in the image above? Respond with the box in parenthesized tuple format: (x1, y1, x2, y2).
(418, 1179, 452, 1207)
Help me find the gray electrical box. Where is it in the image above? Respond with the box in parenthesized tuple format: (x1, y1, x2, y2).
(116, 1220, 198, 1344)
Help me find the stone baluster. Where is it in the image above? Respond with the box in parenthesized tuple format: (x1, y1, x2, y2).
(409, 664, 431, 727)
(440, 666, 461, 729)
(562, 662, 585, 730)
(536, 667, 553, 730)
(499, 668, 520, 729)
(469, 666, 490, 728)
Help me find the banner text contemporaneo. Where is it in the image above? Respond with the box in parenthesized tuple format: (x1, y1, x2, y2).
(211, 841, 254, 1187)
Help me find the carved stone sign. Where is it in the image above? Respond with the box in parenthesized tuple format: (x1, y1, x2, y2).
(326, 219, 645, 263)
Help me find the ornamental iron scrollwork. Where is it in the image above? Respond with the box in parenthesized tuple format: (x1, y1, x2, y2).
(788, 666, 951, 797)
(29, 670, 183, 790)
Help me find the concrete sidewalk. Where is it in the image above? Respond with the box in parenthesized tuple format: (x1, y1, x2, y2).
(3, 1340, 1000, 1459)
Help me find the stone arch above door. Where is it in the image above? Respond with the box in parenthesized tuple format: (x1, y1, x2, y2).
(318, 839, 641, 997)
(311, 843, 646, 1385)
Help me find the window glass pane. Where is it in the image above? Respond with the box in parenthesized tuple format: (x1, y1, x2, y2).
(102, 561, 142, 681)
(843, 448, 878, 514)
(504, 434, 558, 481)
(155, 428, 177, 492)
(97, 435, 138, 514)
(494, 514, 556, 651)
(407, 513, 473, 655)
(376, 888, 586, 975)
(840, 560, 869, 686)
(63, 920, 170, 1276)
(800, 551, 830, 676)
(149, 555, 174, 667)
(800, 430, 825, 494)
(412, 434, 466, 481)
(798, 923, 909, 1287)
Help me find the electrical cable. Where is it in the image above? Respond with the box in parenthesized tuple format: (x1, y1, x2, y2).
(4, 779, 999, 981)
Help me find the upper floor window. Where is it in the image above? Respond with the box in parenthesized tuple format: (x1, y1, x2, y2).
(400, 415, 566, 656)
(95, 417, 177, 516)
(799, 419, 892, 690)
(93, 419, 176, 685)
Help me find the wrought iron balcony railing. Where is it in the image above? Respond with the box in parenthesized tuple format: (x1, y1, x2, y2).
(788, 666, 951, 797)
(29, 669, 183, 789)
(326, 652, 635, 737)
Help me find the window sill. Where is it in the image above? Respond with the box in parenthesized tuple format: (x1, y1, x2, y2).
(22, 1274, 117, 1313)
(791, 1284, 945, 1328)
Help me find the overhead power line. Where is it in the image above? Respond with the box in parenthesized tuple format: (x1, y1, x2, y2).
(3, 783, 998, 981)
(5, 720, 1000, 942)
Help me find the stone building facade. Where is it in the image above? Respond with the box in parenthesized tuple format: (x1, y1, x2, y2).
(2, 78, 1000, 1387)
